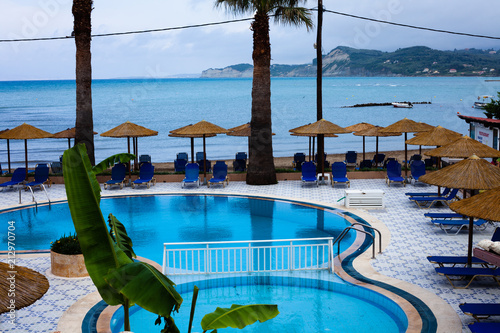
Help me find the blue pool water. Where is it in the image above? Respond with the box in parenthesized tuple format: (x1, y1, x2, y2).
(110, 276, 407, 333)
(0, 195, 355, 263)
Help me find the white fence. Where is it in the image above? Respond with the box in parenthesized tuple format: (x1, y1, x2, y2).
(162, 237, 334, 275)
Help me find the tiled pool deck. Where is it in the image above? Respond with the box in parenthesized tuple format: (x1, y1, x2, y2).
(1, 179, 499, 333)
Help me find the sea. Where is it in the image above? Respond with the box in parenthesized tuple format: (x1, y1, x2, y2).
(0, 76, 499, 168)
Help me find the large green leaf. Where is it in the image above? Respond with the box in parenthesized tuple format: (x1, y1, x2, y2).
(201, 304, 279, 331)
(63, 144, 129, 305)
(104, 261, 183, 317)
(108, 214, 136, 259)
(92, 153, 136, 175)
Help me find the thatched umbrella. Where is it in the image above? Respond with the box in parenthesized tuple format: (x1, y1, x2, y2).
(0, 262, 49, 314)
(291, 119, 351, 177)
(380, 118, 428, 179)
(290, 132, 338, 161)
(173, 120, 229, 183)
(345, 122, 376, 162)
(0, 123, 53, 179)
(227, 123, 275, 159)
(425, 135, 500, 159)
(169, 124, 216, 163)
(406, 126, 462, 147)
(101, 121, 158, 174)
(449, 186, 500, 223)
(419, 155, 500, 266)
(353, 126, 401, 164)
(52, 127, 98, 149)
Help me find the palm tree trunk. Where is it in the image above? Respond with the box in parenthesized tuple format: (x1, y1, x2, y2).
(246, 12, 277, 185)
(73, 0, 95, 165)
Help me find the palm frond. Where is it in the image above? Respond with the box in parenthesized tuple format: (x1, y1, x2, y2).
(214, 0, 255, 16)
(273, 6, 313, 30)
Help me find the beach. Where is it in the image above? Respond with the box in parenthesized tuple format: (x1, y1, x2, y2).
(152, 148, 427, 172)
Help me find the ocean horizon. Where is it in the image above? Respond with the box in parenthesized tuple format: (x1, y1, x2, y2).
(0, 76, 498, 168)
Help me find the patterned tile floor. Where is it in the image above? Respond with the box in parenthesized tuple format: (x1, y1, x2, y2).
(1, 179, 499, 333)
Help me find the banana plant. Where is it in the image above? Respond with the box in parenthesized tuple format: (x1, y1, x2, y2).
(63, 144, 278, 333)
(63, 144, 183, 331)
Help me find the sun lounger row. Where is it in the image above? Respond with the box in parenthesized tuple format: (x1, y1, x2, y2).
(301, 161, 351, 187)
(104, 162, 156, 189)
(0, 165, 52, 192)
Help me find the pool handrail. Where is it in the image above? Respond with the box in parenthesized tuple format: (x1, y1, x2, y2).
(162, 237, 334, 275)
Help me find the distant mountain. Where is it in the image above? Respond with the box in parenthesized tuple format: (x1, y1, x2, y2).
(201, 46, 500, 78)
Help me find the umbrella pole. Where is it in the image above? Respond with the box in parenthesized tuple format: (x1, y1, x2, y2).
(362, 136, 366, 162)
(404, 133, 408, 180)
(7, 139, 11, 173)
(68, 138, 71, 149)
(376, 136, 379, 167)
(312, 137, 315, 161)
(190, 137, 195, 163)
(467, 216, 474, 267)
(24, 139, 28, 180)
(203, 135, 207, 184)
(127, 137, 131, 184)
(307, 137, 310, 161)
(134, 137, 138, 171)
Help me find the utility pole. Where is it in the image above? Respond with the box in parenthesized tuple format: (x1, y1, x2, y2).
(316, 0, 325, 177)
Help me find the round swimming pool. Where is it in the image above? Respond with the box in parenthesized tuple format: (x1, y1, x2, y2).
(0, 194, 356, 263)
(110, 276, 408, 333)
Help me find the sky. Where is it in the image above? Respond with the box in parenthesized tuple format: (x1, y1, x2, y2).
(1, 0, 500, 80)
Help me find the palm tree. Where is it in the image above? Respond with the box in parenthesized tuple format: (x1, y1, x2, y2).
(215, 0, 313, 185)
(72, 0, 95, 164)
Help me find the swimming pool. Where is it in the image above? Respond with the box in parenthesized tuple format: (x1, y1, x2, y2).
(109, 276, 408, 333)
(0, 194, 356, 263)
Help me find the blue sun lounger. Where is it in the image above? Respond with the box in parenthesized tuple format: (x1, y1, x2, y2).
(427, 256, 488, 267)
(405, 188, 451, 197)
(331, 162, 350, 188)
(208, 161, 228, 188)
(435, 267, 500, 288)
(424, 212, 464, 220)
(301, 161, 318, 187)
(131, 162, 156, 189)
(0, 168, 26, 191)
(410, 188, 459, 208)
(385, 160, 405, 187)
(469, 322, 500, 333)
(409, 160, 425, 183)
(25, 164, 50, 191)
(430, 218, 489, 235)
(460, 302, 500, 321)
(182, 163, 200, 188)
(104, 163, 127, 190)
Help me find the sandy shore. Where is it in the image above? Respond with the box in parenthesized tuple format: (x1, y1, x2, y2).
(152, 148, 430, 172)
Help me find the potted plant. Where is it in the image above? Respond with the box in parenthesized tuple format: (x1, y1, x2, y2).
(50, 233, 89, 278)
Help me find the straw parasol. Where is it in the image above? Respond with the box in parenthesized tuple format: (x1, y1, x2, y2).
(419, 155, 500, 266)
(291, 119, 351, 176)
(0, 262, 49, 314)
(419, 155, 500, 190)
(354, 126, 401, 163)
(290, 132, 338, 161)
(169, 124, 216, 163)
(101, 121, 158, 173)
(52, 127, 98, 149)
(227, 123, 275, 160)
(345, 123, 376, 162)
(449, 186, 500, 223)
(173, 120, 229, 183)
(0, 123, 53, 179)
(380, 118, 429, 179)
(425, 135, 500, 159)
(405, 125, 462, 147)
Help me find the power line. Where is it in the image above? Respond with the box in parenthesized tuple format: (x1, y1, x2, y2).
(0, 17, 254, 43)
(322, 9, 500, 40)
(1, 9, 499, 43)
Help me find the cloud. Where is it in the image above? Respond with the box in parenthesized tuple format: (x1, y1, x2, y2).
(1, 0, 499, 80)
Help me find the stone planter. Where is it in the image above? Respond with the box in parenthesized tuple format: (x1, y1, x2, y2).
(50, 250, 89, 278)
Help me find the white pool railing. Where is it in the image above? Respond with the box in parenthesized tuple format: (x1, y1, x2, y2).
(162, 237, 334, 275)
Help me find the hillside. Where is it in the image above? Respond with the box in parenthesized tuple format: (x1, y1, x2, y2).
(201, 46, 500, 78)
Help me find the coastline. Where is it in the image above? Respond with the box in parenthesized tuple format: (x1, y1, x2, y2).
(152, 148, 429, 172)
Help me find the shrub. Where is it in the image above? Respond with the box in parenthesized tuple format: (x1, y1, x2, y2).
(51, 233, 82, 255)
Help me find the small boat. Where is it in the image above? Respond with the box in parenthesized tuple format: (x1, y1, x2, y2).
(473, 95, 493, 109)
(392, 102, 413, 108)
